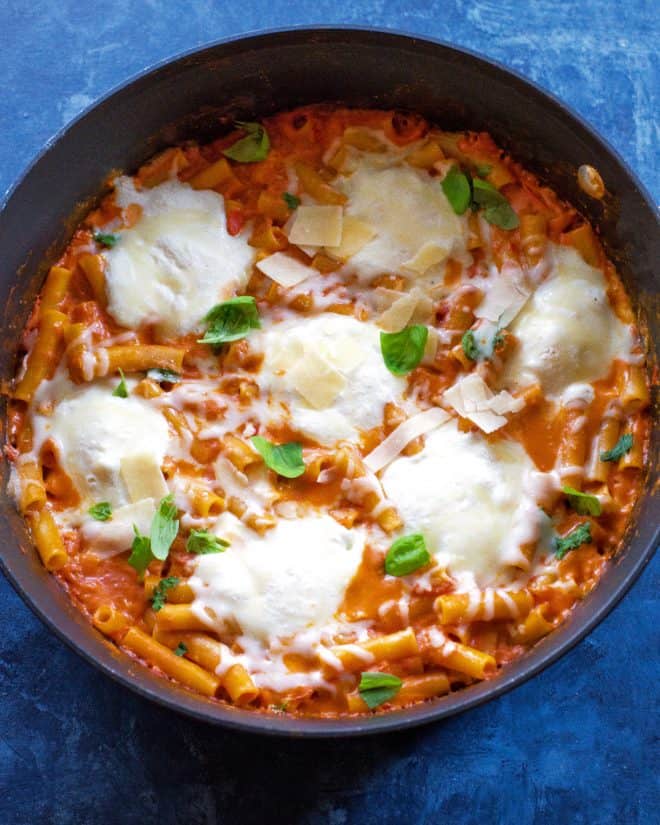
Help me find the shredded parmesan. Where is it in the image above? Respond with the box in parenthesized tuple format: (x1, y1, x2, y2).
(443, 373, 525, 433)
(288, 205, 343, 247)
(364, 407, 450, 473)
(256, 252, 316, 288)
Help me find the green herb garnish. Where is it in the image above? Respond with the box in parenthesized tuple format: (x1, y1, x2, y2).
(88, 502, 112, 521)
(600, 433, 633, 463)
(147, 368, 181, 384)
(94, 232, 118, 248)
(358, 672, 403, 710)
(186, 530, 230, 555)
(150, 494, 179, 561)
(385, 534, 430, 577)
(198, 296, 261, 346)
(380, 325, 428, 375)
(554, 522, 592, 560)
(461, 329, 480, 361)
(562, 486, 602, 517)
(472, 177, 519, 229)
(112, 368, 128, 398)
(475, 163, 493, 177)
(128, 525, 153, 577)
(222, 122, 270, 163)
(174, 642, 188, 657)
(441, 166, 472, 215)
(151, 576, 180, 612)
(250, 437, 305, 479)
(282, 192, 300, 209)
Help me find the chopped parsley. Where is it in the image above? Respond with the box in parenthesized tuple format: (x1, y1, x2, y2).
(174, 642, 188, 657)
(94, 232, 118, 248)
(600, 433, 633, 463)
(562, 486, 602, 517)
(186, 530, 229, 555)
(461, 329, 480, 361)
(147, 368, 181, 384)
(150, 494, 179, 561)
(151, 576, 180, 612)
(128, 525, 153, 577)
(554, 522, 592, 560)
(282, 192, 300, 209)
(88, 501, 112, 521)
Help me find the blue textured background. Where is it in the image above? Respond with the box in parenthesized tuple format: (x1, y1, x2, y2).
(0, 3, 657, 823)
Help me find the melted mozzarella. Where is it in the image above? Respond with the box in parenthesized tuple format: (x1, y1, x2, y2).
(256, 314, 406, 444)
(189, 513, 365, 643)
(502, 245, 634, 399)
(45, 386, 170, 507)
(380, 420, 550, 586)
(337, 160, 467, 282)
(104, 178, 254, 336)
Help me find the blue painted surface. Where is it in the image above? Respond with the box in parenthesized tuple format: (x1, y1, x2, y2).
(0, 2, 657, 822)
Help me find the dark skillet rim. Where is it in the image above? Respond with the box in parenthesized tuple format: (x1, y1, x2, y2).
(0, 26, 657, 737)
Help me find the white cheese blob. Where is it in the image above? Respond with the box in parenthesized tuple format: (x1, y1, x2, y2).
(189, 513, 365, 643)
(45, 386, 170, 507)
(337, 160, 467, 282)
(104, 178, 254, 336)
(502, 244, 634, 400)
(380, 420, 548, 586)
(256, 313, 407, 445)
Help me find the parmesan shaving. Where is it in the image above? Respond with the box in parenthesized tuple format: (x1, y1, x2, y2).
(475, 272, 529, 327)
(120, 453, 169, 503)
(403, 241, 450, 274)
(326, 216, 376, 260)
(364, 407, 450, 473)
(288, 205, 343, 247)
(256, 252, 315, 288)
(443, 373, 525, 433)
(81, 498, 156, 557)
(288, 350, 347, 409)
(377, 287, 433, 332)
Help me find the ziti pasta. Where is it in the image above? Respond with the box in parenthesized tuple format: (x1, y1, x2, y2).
(6, 106, 650, 717)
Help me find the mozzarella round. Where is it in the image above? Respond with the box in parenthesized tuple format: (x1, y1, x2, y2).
(104, 178, 254, 336)
(189, 513, 365, 643)
(256, 313, 407, 445)
(45, 386, 170, 507)
(380, 420, 547, 586)
(338, 160, 467, 282)
(502, 244, 634, 399)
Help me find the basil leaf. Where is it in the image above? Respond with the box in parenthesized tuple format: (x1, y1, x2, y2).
(441, 166, 471, 215)
(147, 368, 180, 384)
(600, 433, 633, 462)
(358, 672, 403, 710)
(151, 576, 180, 612)
(461, 330, 479, 361)
(562, 486, 602, 517)
(198, 296, 261, 346)
(222, 121, 270, 163)
(472, 178, 519, 229)
(554, 522, 592, 559)
(380, 325, 428, 376)
(128, 525, 153, 577)
(150, 494, 179, 561)
(112, 368, 128, 398)
(385, 534, 430, 576)
(174, 642, 188, 657)
(186, 530, 229, 555)
(251, 436, 305, 478)
(94, 231, 118, 248)
(282, 192, 300, 209)
(88, 501, 112, 522)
